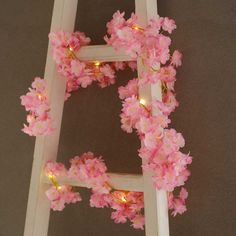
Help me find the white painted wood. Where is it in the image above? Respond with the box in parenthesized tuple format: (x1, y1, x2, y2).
(24, 1, 78, 235)
(135, 0, 170, 236)
(77, 45, 132, 62)
(42, 173, 144, 192)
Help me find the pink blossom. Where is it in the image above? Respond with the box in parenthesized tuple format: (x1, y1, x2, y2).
(112, 61, 126, 71)
(158, 66, 176, 82)
(168, 188, 188, 216)
(162, 17, 176, 34)
(120, 96, 149, 133)
(162, 91, 179, 114)
(131, 215, 145, 230)
(161, 129, 185, 155)
(70, 60, 86, 77)
(145, 16, 163, 36)
(46, 185, 81, 211)
(118, 78, 138, 99)
(152, 99, 174, 116)
(143, 129, 164, 149)
(77, 75, 94, 88)
(109, 191, 144, 229)
(171, 50, 183, 67)
(127, 61, 137, 71)
(66, 78, 79, 93)
(68, 152, 110, 193)
(90, 192, 112, 208)
(31, 77, 47, 92)
(139, 71, 159, 85)
(111, 211, 127, 224)
(106, 11, 126, 35)
(44, 161, 67, 177)
(20, 77, 54, 136)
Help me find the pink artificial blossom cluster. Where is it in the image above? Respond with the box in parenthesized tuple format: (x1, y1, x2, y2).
(113, 12, 192, 216)
(46, 185, 81, 211)
(110, 191, 144, 229)
(44, 153, 145, 229)
(105, 11, 177, 65)
(168, 187, 188, 216)
(68, 152, 110, 194)
(20, 77, 54, 136)
(49, 31, 136, 99)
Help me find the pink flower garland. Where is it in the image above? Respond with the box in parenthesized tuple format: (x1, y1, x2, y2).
(49, 30, 136, 99)
(21, 10, 192, 227)
(108, 11, 192, 213)
(45, 153, 145, 229)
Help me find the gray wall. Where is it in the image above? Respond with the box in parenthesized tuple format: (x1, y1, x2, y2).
(0, 0, 235, 235)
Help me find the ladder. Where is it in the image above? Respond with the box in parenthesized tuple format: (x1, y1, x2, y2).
(24, 0, 170, 235)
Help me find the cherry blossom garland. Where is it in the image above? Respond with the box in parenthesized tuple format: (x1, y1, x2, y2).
(48, 30, 137, 99)
(45, 152, 145, 230)
(107, 11, 192, 204)
(20, 10, 193, 225)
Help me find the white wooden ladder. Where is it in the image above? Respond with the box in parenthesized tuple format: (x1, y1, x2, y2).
(24, 0, 170, 235)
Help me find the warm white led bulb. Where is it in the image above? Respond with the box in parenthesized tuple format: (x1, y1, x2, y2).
(139, 99, 146, 106)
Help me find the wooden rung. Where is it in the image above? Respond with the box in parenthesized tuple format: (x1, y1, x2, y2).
(42, 173, 144, 192)
(76, 45, 132, 62)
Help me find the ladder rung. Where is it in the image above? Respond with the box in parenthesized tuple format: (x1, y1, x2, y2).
(42, 172, 144, 192)
(77, 45, 132, 62)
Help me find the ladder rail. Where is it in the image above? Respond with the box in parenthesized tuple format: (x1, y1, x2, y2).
(24, 1, 78, 235)
(135, 0, 170, 236)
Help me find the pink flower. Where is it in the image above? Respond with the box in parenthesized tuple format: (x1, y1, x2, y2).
(20, 77, 54, 136)
(162, 17, 176, 34)
(168, 188, 188, 216)
(77, 75, 93, 88)
(70, 60, 86, 77)
(96, 64, 116, 88)
(120, 96, 149, 133)
(171, 50, 183, 67)
(162, 91, 179, 114)
(112, 61, 126, 71)
(161, 129, 185, 155)
(45, 161, 67, 177)
(111, 211, 127, 224)
(131, 215, 145, 230)
(31, 77, 47, 92)
(158, 66, 176, 82)
(118, 78, 138, 99)
(68, 152, 110, 193)
(143, 129, 164, 149)
(139, 71, 159, 85)
(90, 192, 112, 208)
(145, 16, 163, 36)
(22, 118, 54, 136)
(127, 61, 137, 71)
(46, 185, 81, 211)
(106, 11, 126, 35)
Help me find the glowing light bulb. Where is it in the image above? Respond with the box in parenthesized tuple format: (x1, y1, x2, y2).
(69, 46, 73, 52)
(134, 26, 139, 30)
(57, 186, 62, 190)
(47, 173, 54, 179)
(37, 94, 43, 101)
(94, 61, 101, 67)
(139, 99, 146, 106)
(120, 195, 127, 203)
